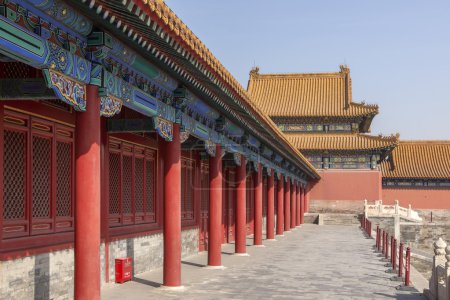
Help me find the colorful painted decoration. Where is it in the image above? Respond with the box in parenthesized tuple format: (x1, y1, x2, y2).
(100, 96, 122, 117)
(204, 140, 216, 157)
(24, 0, 93, 36)
(154, 117, 173, 142)
(47, 70, 86, 111)
(180, 131, 190, 144)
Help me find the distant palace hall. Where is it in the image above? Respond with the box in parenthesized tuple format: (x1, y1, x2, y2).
(0, 0, 448, 299)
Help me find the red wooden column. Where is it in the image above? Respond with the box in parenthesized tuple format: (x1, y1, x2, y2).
(299, 186, 303, 224)
(295, 182, 301, 226)
(160, 124, 182, 287)
(276, 175, 284, 235)
(208, 144, 223, 267)
(284, 178, 291, 232)
(254, 163, 263, 246)
(291, 181, 296, 229)
(266, 170, 275, 240)
(75, 85, 101, 300)
(301, 187, 306, 224)
(235, 155, 247, 254)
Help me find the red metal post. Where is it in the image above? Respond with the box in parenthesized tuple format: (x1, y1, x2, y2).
(398, 243, 404, 278)
(75, 85, 101, 300)
(381, 230, 385, 254)
(375, 225, 380, 251)
(405, 247, 411, 286)
(284, 178, 291, 232)
(254, 164, 263, 246)
(385, 233, 389, 259)
(235, 155, 247, 254)
(393, 238, 397, 271)
(276, 175, 284, 235)
(266, 170, 275, 240)
(160, 123, 182, 286)
(391, 236, 394, 265)
(208, 144, 222, 267)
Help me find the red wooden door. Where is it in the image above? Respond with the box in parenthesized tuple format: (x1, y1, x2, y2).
(199, 163, 209, 251)
(222, 168, 235, 243)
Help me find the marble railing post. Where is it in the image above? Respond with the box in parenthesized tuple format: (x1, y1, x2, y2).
(429, 238, 447, 300)
(446, 244, 450, 300)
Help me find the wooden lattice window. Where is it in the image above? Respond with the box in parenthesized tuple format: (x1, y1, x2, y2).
(263, 176, 268, 217)
(108, 139, 156, 227)
(246, 175, 254, 225)
(2, 110, 74, 239)
(181, 157, 195, 220)
(200, 163, 209, 214)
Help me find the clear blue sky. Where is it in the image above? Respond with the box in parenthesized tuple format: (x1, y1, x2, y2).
(165, 0, 450, 140)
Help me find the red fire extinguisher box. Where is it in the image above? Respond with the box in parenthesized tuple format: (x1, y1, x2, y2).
(115, 257, 132, 284)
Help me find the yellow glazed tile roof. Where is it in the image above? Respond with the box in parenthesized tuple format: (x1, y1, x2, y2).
(285, 133, 399, 151)
(381, 141, 450, 179)
(247, 66, 379, 118)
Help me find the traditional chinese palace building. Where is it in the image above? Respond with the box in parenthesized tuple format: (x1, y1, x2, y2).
(381, 141, 450, 210)
(0, 0, 321, 298)
(0, 0, 449, 299)
(247, 66, 450, 215)
(247, 66, 400, 213)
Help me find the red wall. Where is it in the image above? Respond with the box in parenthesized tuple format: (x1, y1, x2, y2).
(311, 170, 382, 201)
(309, 170, 382, 213)
(382, 187, 450, 209)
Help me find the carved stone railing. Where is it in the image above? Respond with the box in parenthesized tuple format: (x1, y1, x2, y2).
(364, 200, 422, 222)
(427, 238, 450, 300)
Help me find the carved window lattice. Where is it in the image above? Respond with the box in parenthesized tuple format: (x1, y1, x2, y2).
(246, 176, 253, 223)
(3, 62, 33, 78)
(3, 130, 26, 220)
(32, 136, 51, 218)
(109, 152, 121, 215)
(122, 156, 133, 214)
(145, 159, 155, 213)
(3, 111, 74, 239)
(108, 139, 156, 226)
(200, 170, 209, 212)
(185, 167, 193, 212)
(263, 177, 267, 217)
(56, 142, 72, 217)
(135, 157, 144, 213)
(181, 158, 194, 220)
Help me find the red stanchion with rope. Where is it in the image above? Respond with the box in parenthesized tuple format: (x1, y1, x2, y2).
(385, 233, 389, 260)
(392, 238, 397, 271)
(390, 236, 394, 266)
(405, 247, 410, 286)
(398, 243, 404, 278)
(375, 225, 380, 252)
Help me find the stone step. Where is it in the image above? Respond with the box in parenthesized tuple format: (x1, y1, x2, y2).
(321, 213, 360, 226)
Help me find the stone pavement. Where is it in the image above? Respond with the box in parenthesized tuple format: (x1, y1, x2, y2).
(101, 225, 426, 299)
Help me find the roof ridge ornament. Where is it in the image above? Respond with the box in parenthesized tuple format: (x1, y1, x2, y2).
(249, 66, 260, 77)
